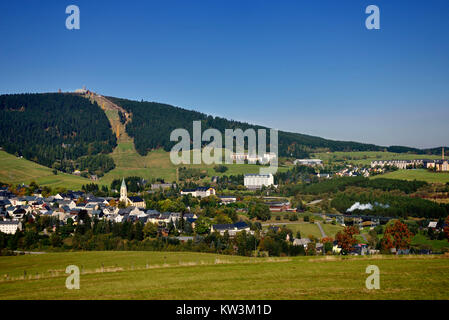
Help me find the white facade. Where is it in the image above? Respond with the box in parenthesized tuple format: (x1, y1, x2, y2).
(244, 174, 274, 189)
(230, 153, 277, 164)
(294, 159, 323, 166)
(0, 221, 22, 234)
(181, 187, 216, 198)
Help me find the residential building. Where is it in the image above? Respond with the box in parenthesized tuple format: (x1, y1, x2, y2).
(219, 196, 237, 204)
(244, 173, 274, 189)
(210, 221, 251, 236)
(294, 159, 323, 166)
(181, 187, 216, 198)
(0, 221, 22, 234)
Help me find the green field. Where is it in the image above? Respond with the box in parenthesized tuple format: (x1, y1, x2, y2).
(0, 251, 448, 300)
(313, 151, 442, 166)
(412, 234, 449, 251)
(264, 222, 326, 239)
(371, 169, 449, 184)
(0, 150, 92, 190)
(321, 223, 345, 238)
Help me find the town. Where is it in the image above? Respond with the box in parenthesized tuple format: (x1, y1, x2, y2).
(1, 154, 448, 257)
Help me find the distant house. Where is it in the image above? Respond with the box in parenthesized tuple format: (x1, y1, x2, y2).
(219, 196, 237, 204)
(151, 183, 177, 190)
(181, 187, 216, 198)
(0, 221, 22, 234)
(266, 201, 292, 212)
(244, 174, 274, 190)
(316, 173, 331, 179)
(230, 152, 277, 164)
(211, 221, 251, 236)
(293, 238, 311, 248)
(428, 221, 438, 229)
(294, 159, 323, 166)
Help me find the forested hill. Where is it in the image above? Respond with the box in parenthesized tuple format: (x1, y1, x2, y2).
(0, 93, 117, 171)
(0, 92, 444, 174)
(109, 97, 424, 158)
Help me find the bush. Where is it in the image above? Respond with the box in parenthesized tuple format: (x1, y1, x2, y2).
(213, 165, 228, 173)
(288, 213, 298, 221)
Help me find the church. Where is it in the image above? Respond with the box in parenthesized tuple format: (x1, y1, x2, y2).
(119, 178, 145, 208)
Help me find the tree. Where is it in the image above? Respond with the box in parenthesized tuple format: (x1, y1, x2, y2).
(50, 233, 63, 247)
(118, 201, 127, 209)
(335, 226, 359, 253)
(134, 221, 144, 241)
(306, 242, 316, 256)
(212, 213, 232, 225)
(248, 203, 271, 221)
(444, 216, 449, 242)
(195, 216, 211, 235)
(143, 222, 158, 238)
(381, 220, 413, 252)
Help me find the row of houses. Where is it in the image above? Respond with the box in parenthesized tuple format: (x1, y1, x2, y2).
(229, 152, 277, 164)
(370, 159, 427, 170)
(293, 159, 323, 166)
(370, 149, 448, 171)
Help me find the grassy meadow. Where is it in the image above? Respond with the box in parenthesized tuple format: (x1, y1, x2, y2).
(0, 150, 92, 190)
(371, 169, 449, 184)
(313, 151, 442, 166)
(0, 251, 448, 300)
(262, 221, 343, 239)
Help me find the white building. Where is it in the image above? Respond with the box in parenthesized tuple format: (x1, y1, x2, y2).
(294, 159, 323, 166)
(0, 221, 22, 234)
(370, 159, 425, 170)
(230, 152, 277, 164)
(181, 187, 216, 198)
(244, 174, 274, 189)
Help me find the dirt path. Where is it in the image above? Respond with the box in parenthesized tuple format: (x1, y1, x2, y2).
(84, 93, 131, 139)
(315, 221, 327, 238)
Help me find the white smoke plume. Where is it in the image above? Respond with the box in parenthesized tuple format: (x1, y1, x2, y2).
(347, 202, 373, 212)
(346, 202, 390, 213)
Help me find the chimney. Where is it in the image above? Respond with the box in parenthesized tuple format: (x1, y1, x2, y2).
(443, 147, 445, 160)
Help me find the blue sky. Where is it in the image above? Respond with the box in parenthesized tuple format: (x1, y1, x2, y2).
(0, 0, 448, 148)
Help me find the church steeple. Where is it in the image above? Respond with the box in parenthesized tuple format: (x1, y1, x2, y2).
(120, 178, 127, 203)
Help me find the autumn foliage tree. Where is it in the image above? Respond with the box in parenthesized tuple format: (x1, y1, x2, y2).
(380, 220, 413, 252)
(335, 226, 359, 253)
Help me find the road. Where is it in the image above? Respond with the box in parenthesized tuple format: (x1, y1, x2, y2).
(315, 221, 327, 238)
(13, 251, 46, 255)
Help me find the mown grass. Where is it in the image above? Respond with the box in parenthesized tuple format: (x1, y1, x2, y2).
(321, 223, 344, 238)
(264, 222, 323, 239)
(371, 169, 449, 184)
(0, 251, 448, 300)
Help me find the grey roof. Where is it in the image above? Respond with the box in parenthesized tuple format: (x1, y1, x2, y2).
(0, 220, 20, 225)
